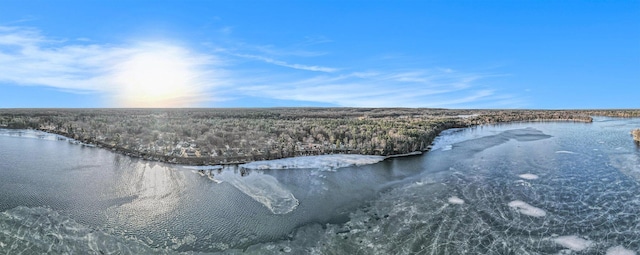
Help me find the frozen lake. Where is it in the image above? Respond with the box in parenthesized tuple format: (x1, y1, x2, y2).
(1, 117, 639, 254)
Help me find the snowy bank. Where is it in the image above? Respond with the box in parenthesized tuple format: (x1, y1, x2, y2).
(215, 171, 299, 214)
(239, 154, 385, 171)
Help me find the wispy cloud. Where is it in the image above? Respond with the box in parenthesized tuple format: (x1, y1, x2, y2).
(234, 53, 338, 72)
(298, 35, 333, 46)
(208, 35, 520, 108)
(0, 26, 225, 107)
(233, 69, 516, 108)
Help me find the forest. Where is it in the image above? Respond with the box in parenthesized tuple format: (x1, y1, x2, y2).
(0, 108, 638, 165)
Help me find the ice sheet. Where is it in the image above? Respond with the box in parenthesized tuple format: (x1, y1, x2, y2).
(216, 171, 299, 214)
(610, 154, 640, 182)
(0, 129, 67, 142)
(239, 154, 385, 171)
(0, 206, 163, 254)
(181, 165, 223, 170)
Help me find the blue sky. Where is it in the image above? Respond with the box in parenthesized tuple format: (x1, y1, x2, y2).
(0, 0, 638, 109)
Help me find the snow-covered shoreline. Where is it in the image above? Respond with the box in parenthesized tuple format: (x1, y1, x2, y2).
(239, 154, 386, 171)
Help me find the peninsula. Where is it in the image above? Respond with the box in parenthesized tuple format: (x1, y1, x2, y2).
(1, 108, 638, 165)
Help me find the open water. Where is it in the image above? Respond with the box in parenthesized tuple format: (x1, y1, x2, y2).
(1, 117, 639, 254)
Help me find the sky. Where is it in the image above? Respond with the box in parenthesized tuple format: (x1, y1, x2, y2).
(0, 0, 638, 109)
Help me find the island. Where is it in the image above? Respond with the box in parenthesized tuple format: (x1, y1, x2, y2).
(0, 108, 638, 165)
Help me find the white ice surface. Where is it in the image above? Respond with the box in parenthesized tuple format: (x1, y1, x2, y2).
(0, 129, 87, 145)
(606, 245, 637, 255)
(553, 235, 593, 251)
(448, 196, 465, 204)
(182, 165, 223, 170)
(239, 154, 385, 171)
(518, 173, 539, 180)
(215, 171, 298, 214)
(508, 200, 546, 217)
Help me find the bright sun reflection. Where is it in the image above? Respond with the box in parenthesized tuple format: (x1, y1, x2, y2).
(111, 43, 211, 107)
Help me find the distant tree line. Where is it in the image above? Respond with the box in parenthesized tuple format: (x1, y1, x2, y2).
(0, 108, 638, 165)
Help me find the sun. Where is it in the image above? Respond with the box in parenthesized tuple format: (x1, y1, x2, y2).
(111, 43, 210, 108)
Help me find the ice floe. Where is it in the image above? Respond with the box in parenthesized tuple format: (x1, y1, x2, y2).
(518, 173, 539, 180)
(181, 165, 223, 170)
(215, 171, 299, 214)
(239, 154, 385, 171)
(606, 245, 636, 255)
(555, 150, 576, 154)
(508, 200, 546, 217)
(553, 235, 593, 251)
(447, 196, 465, 204)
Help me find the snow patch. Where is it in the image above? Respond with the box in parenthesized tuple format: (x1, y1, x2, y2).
(385, 151, 422, 158)
(182, 165, 223, 171)
(508, 200, 546, 217)
(448, 196, 465, 204)
(518, 173, 539, 180)
(555, 150, 576, 154)
(215, 171, 298, 214)
(441, 145, 453, 151)
(239, 154, 385, 171)
(553, 235, 593, 251)
(606, 245, 636, 255)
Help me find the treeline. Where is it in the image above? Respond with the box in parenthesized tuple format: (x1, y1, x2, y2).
(0, 108, 637, 165)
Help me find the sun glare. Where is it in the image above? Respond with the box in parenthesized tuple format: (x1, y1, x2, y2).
(111, 43, 210, 107)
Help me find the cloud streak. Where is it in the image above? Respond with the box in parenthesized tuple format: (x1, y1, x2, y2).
(235, 53, 338, 72)
(211, 37, 520, 108)
(233, 69, 515, 108)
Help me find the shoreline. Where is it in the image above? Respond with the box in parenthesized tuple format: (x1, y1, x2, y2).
(33, 127, 435, 166)
(32, 117, 596, 167)
(5, 108, 637, 167)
